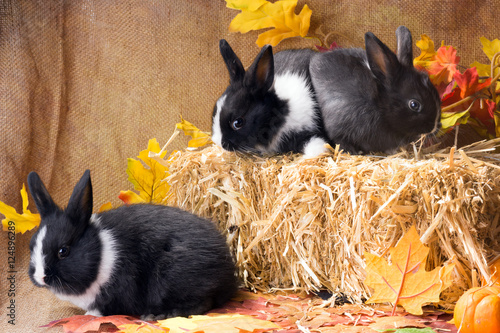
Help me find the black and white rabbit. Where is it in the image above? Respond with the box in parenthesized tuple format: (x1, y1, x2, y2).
(212, 39, 328, 157)
(310, 26, 441, 154)
(27, 170, 237, 318)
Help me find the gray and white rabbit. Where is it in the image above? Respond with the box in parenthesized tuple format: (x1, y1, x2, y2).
(27, 170, 237, 318)
(212, 39, 328, 157)
(310, 26, 441, 154)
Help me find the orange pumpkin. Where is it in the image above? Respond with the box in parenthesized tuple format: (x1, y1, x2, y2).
(454, 285, 500, 333)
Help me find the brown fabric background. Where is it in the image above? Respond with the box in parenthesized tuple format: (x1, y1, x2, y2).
(0, 0, 498, 331)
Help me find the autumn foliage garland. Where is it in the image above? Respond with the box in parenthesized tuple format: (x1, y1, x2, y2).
(414, 36, 500, 138)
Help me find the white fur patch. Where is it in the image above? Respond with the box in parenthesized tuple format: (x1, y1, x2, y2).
(85, 309, 103, 316)
(55, 220, 118, 313)
(31, 225, 47, 286)
(90, 213, 101, 226)
(211, 95, 226, 147)
(303, 136, 328, 158)
(266, 72, 319, 153)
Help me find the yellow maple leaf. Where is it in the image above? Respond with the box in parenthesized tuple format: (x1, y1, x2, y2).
(226, 0, 268, 12)
(413, 34, 437, 67)
(158, 314, 280, 333)
(1, 184, 41, 234)
(124, 138, 170, 204)
(470, 60, 491, 77)
(364, 225, 455, 315)
(98, 202, 113, 212)
(470, 37, 500, 76)
(441, 110, 470, 130)
(118, 323, 166, 333)
(226, 0, 312, 47)
(176, 117, 213, 148)
(470, 37, 500, 97)
(479, 36, 500, 61)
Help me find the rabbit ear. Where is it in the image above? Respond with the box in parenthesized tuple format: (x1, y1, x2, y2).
(66, 170, 93, 228)
(220, 39, 245, 83)
(28, 172, 59, 218)
(365, 32, 400, 80)
(395, 26, 413, 67)
(244, 45, 274, 95)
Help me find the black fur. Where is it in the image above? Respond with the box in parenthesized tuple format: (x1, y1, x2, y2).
(214, 40, 325, 155)
(27, 170, 238, 317)
(92, 205, 237, 317)
(310, 26, 441, 154)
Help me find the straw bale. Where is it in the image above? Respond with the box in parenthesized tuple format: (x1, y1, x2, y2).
(164, 140, 500, 308)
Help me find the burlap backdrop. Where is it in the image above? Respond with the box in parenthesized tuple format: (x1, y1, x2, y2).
(0, 1, 498, 331)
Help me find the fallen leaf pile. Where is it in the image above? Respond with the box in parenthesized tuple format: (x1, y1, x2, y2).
(42, 290, 458, 333)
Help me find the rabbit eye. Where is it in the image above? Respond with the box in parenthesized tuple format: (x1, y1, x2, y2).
(408, 99, 422, 112)
(231, 118, 245, 130)
(58, 246, 70, 259)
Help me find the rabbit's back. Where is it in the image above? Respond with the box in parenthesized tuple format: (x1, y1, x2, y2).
(94, 204, 237, 317)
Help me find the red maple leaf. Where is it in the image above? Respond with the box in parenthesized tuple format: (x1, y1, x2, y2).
(428, 46, 460, 85)
(470, 99, 497, 135)
(436, 80, 456, 99)
(315, 41, 341, 52)
(453, 67, 492, 99)
(42, 315, 149, 333)
(441, 86, 462, 108)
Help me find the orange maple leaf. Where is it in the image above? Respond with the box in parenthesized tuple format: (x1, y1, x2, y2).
(43, 315, 152, 333)
(98, 202, 113, 212)
(453, 67, 492, 99)
(428, 45, 460, 85)
(364, 226, 455, 315)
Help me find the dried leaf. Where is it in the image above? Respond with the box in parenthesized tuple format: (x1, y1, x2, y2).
(478, 36, 500, 61)
(157, 314, 280, 333)
(453, 67, 491, 99)
(389, 329, 436, 333)
(364, 226, 455, 315)
(226, 0, 312, 47)
(368, 316, 426, 330)
(470, 60, 492, 78)
(98, 202, 113, 212)
(441, 109, 470, 130)
(427, 45, 460, 85)
(118, 322, 166, 333)
(413, 34, 437, 67)
(0, 184, 41, 233)
(43, 315, 143, 333)
(123, 138, 170, 204)
(118, 190, 146, 205)
(316, 41, 341, 53)
(226, 0, 268, 12)
(176, 117, 213, 148)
